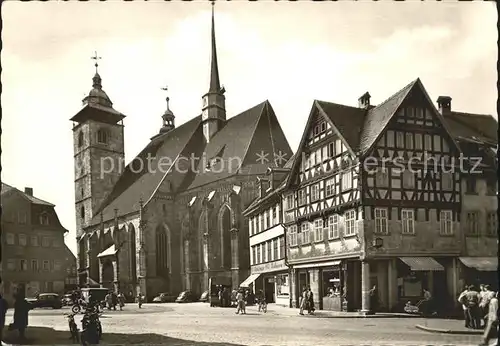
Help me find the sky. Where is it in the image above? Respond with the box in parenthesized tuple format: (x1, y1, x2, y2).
(1, 1, 497, 255)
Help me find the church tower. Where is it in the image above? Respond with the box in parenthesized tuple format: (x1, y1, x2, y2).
(70, 53, 125, 237)
(202, 2, 226, 143)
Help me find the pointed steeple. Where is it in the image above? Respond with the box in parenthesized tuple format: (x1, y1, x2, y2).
(83, 51, 113, 108)
(208, 1, 221, 94)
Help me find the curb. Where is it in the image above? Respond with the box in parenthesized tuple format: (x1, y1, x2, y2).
(415, 324, 483, 335)
(273, 311, 420, 318)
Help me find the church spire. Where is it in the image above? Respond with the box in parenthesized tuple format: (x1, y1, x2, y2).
(208, 0, 221, 94)
(82, 51, 112, 108)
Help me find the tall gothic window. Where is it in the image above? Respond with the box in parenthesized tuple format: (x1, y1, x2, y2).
(220, 206, 232, 268)
(97, 129, 109, 144)
(129, 224, 137, 283)
(78, 132, 84, 147)
(155, 226, 169, 276)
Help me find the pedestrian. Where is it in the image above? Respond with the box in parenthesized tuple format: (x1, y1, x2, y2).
(479, 291, 498, 346)
(422, 288, 433, 316)
(461, 285, 481, 329)
(137, 293, 144, 308)
(10, 287, 32, 341)
(105, 292, 112, 310)
(0, 277, 9, 344)
(480, 285, 495, 325)
(117, 292, 125, 311)
(307, 287, 315, 315)
(235, 289, 245, 314)
(458, 286, 471, 328)
(369, 285, 379, 314)
(299, 286, 307, 315)
(222, 287, 229, 308)
(111, 291, 118, 310)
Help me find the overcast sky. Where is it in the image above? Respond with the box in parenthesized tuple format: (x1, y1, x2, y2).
(1, 1, 497, 255)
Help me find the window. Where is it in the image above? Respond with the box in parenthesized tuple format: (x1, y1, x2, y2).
(402, 209, 415, 234)
(342, 172, 352, 191)
(415, 133, 422, 150)
(322, 146, 328, 162)
(466, 177, 476, 194)
(252, 247, 256, 265)
(286, 195, 295, 210)
(374, 208, 388, 234)
(424, 134, 432, 151)
(314, 219, 323, 242)
(7, 259, 16, 271)
(78, 132, 84, 147)
(310, 151, 316, 166)
(279, 237, 285, 259)
(316, 149, 322, 165)
(52, 238, 61, 247)
(406, 133, 413, 150)
(31, 236, 39, 246)
(311, 184, 320, 202)
(486, 212, 498, 236)
(273, 239, 278, 260)
(256, 246, 261, 264)
(80, 206, 85, 219)
(386, 131, 394, 147)
(440, 211, 453, 235)
(265, 211, 270, 229)
(6, 233, 15, 245)
(402, 170, 415, 189)
(328, 215, 339, 239)
(376, 168, 389, 187)
(298, 189, 306, 206)
(433, 135, 441, 151)
(300, 222, 310, 244)
(20, 259, 28, 271)
(31, 259, 39, 271)
(267, 241, 272, 262)
(18, 234, 27, 246)
(272, 207, 277, 225)
(39, 213, 49, 225)
(97, 129, 109, 144)
(328, 142, 334, 157)
(42, 237, 50, 247)
(320, 122, 326, 133)
(18, 212, 27, 224)
(325, 178, 334, 197)
(396, 132, 404, 148)
(466, 212, 479, 235)
(415, 108, 424, 118)
(288, 225, 298, 246)
(260, 213, 264, 232)
(344, 210, 356, 236)
(442, 173, 453, 190)
(249, 219, 253, 236)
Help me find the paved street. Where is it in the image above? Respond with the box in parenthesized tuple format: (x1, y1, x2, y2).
(4, 303, 483, 345)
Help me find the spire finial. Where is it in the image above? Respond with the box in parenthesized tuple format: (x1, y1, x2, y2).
(91, 51, 102, 74)
(208, 0, 221, 93)
(161, 86, 169, 106)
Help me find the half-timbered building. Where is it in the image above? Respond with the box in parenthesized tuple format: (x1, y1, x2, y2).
(280, 78, 497, 314)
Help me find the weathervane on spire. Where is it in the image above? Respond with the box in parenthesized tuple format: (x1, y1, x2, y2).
(91, 51, 102, 74)
(161, 85, 170, 106)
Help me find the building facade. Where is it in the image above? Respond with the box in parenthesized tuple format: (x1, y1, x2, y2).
(273, 79, 497, 314)
(1, 183, 69, 302)
(73, 5, 293, 300)
(242, 166, 292, 306)
(64, 244, 78, 292)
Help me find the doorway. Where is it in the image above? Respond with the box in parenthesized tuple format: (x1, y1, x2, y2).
(264, 277, 275, 303)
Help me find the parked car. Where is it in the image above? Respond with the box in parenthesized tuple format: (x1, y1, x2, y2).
(175, 290, 197, 303)
(152, 292, 176, 303)
(199, 291, 209, 302)
(62, 294, 74, 306)
(28, 293, 62, 309)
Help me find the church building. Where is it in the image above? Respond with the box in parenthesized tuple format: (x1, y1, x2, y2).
(71, 5, 292, 299)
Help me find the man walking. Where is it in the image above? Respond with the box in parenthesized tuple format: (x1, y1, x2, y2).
(459, 286, 471, 328)
(299, 286, 307, 316)
(480, 292, 498, 346)
(461, 285, 481, 329)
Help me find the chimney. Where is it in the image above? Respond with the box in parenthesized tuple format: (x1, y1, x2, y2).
(358, 92, 371, 109)
(268, 168, 275, 190)
(437, 96, 452, 115)
(257, 178, 269, 199)
(24, 187, 33, 196)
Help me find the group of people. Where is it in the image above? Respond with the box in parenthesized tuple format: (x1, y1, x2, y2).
(299, 286, 315, 315)
(216, 286, 231, 307)
(105, 291, 126, 311)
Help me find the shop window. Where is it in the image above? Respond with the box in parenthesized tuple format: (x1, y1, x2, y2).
(322, 269, 341, 298)
(276, 274, 289, 296)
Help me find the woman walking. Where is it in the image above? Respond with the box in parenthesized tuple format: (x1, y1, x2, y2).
(10, 288, 32, 341)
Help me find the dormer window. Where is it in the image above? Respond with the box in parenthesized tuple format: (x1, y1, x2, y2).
(39, 213, 49, 225)
(97, 129, 109, 144)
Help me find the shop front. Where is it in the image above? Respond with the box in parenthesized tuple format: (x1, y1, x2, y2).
(459, 257, 498, 291)
(249, 259, 290, 306)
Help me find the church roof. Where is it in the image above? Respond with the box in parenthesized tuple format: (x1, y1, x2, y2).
(90, 100, 292, 226)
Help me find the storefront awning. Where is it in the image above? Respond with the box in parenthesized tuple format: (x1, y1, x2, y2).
(97, 245, 117, 258)
(293, 260, 341, 269)
(459, 257, 498, 271)
(399, 257, 444, 271)
(240, 273, 261, 288)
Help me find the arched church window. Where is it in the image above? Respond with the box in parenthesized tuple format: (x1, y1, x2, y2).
(97, 129, 109, 144)
(80, 206, 85, 219)
(78, 132, 84, 147)
(155, 226, 169, 276)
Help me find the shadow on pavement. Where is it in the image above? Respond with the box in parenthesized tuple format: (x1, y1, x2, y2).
(2, 326, 246, 345)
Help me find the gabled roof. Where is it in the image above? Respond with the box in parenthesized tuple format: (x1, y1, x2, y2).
(359, 79, 417, 154)
(316, 101, 366, 151)
(444, 111, 498, 145)
(1, 182, 54, 206)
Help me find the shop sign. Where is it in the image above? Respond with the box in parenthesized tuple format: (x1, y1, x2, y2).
(252, 259, 287, 274)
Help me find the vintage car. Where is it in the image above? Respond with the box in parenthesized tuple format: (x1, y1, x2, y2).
(152, 292, 177, 303)
(28, 293, 62, 309)
(199, 291, 209, 302)
(175, 290, 197, 303)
